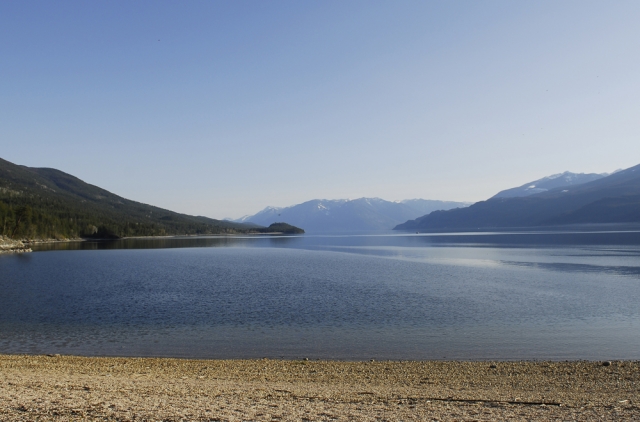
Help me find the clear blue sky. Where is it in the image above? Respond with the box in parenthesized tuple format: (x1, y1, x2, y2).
(2, 1, 639, 219)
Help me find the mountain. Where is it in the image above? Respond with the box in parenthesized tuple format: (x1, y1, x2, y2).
(0, 157, 301, 239)
(399, 199, 473, 216)
(491, 172, 607, 199)
(395, 164, 640, 231)
(235, 198, 471, 232)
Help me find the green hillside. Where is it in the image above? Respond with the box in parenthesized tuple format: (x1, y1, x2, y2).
(0, 158, 302, 239)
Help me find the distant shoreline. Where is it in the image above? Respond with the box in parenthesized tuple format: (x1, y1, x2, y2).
(0, 231, 303, 253)
(7, 227, 640, 254)
(396, 222, 640, 234)
(1, 354, 637, 420)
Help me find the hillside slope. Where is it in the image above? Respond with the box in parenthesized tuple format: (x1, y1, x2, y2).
(491, 172, 607, 199)
(0, 158, 271, 239)
(395, 164, 640, 231)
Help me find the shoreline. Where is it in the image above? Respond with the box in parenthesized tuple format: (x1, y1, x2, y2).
(0, 235, 32, 254)
(1, 354, 638, 421)
(1, 232, 301, 254)
(6, 226, 640, 254)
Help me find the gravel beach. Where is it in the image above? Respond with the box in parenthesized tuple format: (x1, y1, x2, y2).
(1, 355, 638, 421)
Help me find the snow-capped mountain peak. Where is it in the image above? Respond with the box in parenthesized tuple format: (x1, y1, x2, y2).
(492, 171, 607, 199)
(230, 198, 470, 232)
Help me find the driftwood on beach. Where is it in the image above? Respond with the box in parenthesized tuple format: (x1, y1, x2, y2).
(0, 235, 31, 254)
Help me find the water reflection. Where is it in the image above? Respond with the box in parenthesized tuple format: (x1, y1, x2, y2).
(405, 231, 640, 248)
(3, 231, 640, 360)
(30, 230, 640, 253)
(32, 235, 302, 251)
(501, 260, 640, 278)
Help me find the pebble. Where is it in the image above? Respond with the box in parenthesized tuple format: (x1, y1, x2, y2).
(1, 355, 639, 420)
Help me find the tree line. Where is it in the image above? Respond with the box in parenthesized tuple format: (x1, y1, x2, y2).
(0, 195, 240, 240)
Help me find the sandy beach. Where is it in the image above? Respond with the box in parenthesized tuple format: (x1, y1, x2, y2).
(1, 355, 638, 421)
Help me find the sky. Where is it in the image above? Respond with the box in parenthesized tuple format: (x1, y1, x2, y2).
(2, 1, 640, 219)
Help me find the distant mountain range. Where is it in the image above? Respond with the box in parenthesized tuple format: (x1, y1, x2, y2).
(0, 157, 302, 239)
(232, 198, 471, 232)
(6, 154, 634, 238)
(395, 164, 640, 231)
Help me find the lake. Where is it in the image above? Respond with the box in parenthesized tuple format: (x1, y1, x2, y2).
(1, 231, 640, 360)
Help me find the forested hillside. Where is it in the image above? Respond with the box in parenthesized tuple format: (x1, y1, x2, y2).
(0, 158, 300, 239)
(253, 223, 305, 234)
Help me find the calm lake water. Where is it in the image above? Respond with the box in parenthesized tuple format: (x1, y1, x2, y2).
(1, 231, 640, 360)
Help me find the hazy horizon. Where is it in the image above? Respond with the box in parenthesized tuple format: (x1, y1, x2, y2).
(3, 1, 639, 219)
(224, 197, 473, 221)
